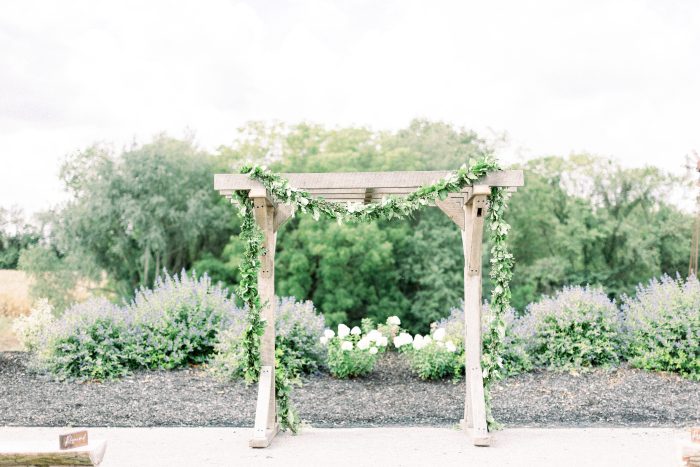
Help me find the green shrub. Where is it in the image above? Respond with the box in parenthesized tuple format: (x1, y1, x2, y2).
(623, 275, 700, 380)
(402, 330, 462, 380)
(437, 304, 532, 377)
(522, 286, 623, 370)
(210, 297, 325, 380)
(29, 271, 243, 380)
(39, 298, 140, 380)
(323, 323, 387, 378)
(130, 271, 243, 370)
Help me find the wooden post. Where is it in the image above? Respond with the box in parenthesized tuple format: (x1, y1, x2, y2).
(459, 192, 491, 446)
(250, 196, 279, 448)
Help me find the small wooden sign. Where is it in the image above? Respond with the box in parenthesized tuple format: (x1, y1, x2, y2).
(59, 430, 88, 450)
(692, 427, 700, 444)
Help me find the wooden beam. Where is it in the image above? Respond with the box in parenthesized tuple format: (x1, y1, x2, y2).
(460, 194, 491, 446)
(0, 439, 106, 466)
(215, 170, 524, 192)
(250, 196, 278, 448)
(250, 366, 279, 448)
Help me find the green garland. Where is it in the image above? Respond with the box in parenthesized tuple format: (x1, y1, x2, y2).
(233, 155, 514, 433)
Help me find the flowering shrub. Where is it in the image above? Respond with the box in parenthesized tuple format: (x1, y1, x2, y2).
(39, 298, 139, 380)
(437, 304, 532, 377)
(322, 321, 388, 378)
(210, 297, 325, 380)
(623, 275, 700, 380)
(12, 299, 55, 353)
(130, 271, 243, 370)
(399, 326, 462, 380)
(27, 271, 244, 380)
(521, 286, 623, 370)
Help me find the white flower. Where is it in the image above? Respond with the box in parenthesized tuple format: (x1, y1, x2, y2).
(378, 336, 388, 347)
(369, 347, 378, 355)
(367, 329, 382, 342)
(387, 316, 401, 326)
(350, 326, 361, 336)
(357, 337, 371, 350)
(338, 324, 350, 338)
(341, 341, 353, 351)
(433, 328, 446, 342)
(324, 329, 335, 339)
(320, 336, 329, 345)
(393, 332, 413, 349)
(423, 335, 432, 346)
(412, 334, 425, 350)
(446, 341, 457, 353)
(436, 341, 444, 348)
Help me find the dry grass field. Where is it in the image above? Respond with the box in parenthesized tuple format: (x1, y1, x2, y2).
(0, 269, 31, 351)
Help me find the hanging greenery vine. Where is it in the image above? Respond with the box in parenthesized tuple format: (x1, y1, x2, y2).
(233, 155, 514, 433)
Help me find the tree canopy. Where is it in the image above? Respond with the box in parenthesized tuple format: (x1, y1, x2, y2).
(16, 120, 693, 327)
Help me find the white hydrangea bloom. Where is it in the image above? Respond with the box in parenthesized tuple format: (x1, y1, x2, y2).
(320, 336, 329, 345)
(341, 341, 353, 351)
(393, 332, 413, 348)
(357, 337, 371, 350)
(350, 326, 361, 336)
(338, 324, 350, 338)
(367, 329, 382, 342)
(324, 329, 335, 339)
(412, 334, 425, 350)
(423, 335, 432, 345)
(433, 327, 446, 342)
(387, 316, 401, 326)
(378, 336, 388, 347)
(445, 341, 457, 353)
(369, 347, 378, 355)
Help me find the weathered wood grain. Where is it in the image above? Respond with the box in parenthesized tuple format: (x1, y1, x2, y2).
(250, 198, 278, 448)
(0, 439, 106, 466)
(215, 169, 524, 192)
(461, 195, 490, 446)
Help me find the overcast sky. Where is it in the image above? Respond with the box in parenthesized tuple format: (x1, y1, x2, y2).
(2, 0, 699, 215)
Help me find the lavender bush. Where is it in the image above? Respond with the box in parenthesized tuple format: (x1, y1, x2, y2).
(32, 271, 244, 380)
(623, 275, 700, 380)
(130, 271, 243, 370)
(521, 286, 623, 370)
(438, 303, 532, 377)
(210, 297, 326, 381)
(39, 298, 139, 380)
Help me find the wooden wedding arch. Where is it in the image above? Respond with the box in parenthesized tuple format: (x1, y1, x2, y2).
(215, 168, 524, 448)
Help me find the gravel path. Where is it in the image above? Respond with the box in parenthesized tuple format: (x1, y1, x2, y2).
(1, 351, 698, 428)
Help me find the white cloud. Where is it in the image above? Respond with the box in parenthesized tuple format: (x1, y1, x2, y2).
(1, 0, 699, 214)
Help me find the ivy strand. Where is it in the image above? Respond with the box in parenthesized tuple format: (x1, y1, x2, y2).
(233, 155, 513, 432)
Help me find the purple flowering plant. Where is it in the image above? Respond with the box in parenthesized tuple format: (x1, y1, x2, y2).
(623, 274, 700, 380)
(210, 297, 325, 381)
(35, 271, 244, 380)
(521, 285, 623, 370)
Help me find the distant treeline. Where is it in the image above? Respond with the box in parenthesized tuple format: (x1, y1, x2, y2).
(10, 120, 692, 331)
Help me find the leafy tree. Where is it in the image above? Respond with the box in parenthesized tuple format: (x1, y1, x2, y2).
(0, 207, 39, 269)
(31, 136, 237, 298)
(507, 155, 691, 309)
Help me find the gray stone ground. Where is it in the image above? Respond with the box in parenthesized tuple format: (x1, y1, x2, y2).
(0, 426, 691, 467)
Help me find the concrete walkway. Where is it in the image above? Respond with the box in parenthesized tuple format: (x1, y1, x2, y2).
(0, 426, 689, 466)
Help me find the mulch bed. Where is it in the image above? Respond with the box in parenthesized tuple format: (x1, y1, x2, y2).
(1, 351, 698, 428)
